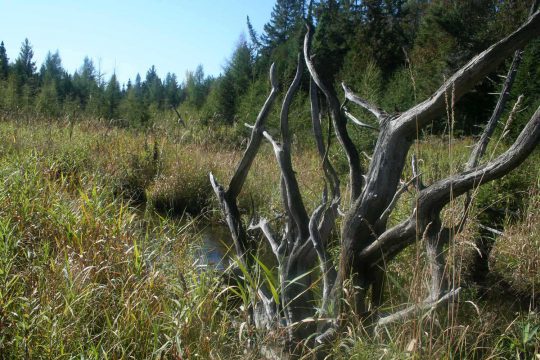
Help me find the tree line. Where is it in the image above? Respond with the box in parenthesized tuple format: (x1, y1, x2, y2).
(0, 39, 210, 126)
(0, 0, 538, 135)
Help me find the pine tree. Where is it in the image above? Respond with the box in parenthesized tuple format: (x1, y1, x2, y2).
(105, 73, 121, 119)
(184, 65, 210, 109)
(14, 38, 36, 83)
(0, 41, 9, 81)
(143, 65, 164, 108)
(40, 51, 64, 84)
(36, 81, 60, 117)
(164, 72, 180, 108)
(215, 37, 254, 123)
(120, 84, 149, 126)
(72, 57, 98, 108)
(262, 0, 304, 49)
(246, 16, 262, 55)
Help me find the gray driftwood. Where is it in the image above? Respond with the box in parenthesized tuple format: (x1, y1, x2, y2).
(210, 9, 540, 353)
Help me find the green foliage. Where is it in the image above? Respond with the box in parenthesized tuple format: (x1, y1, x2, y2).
(13, 38, 36, 84)
(184, 65, 211, 109)
(0, 41, 9, 81)
(35, 80, 61, 117)
(119, 78, 150, 127)
(104, 73, 121, 119)
(508, 38, 540, 139)
(490, 185, 540, 295)
(496, 314, 540, 359)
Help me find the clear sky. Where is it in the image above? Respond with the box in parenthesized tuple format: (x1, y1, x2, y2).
(0, 0, 275, 84)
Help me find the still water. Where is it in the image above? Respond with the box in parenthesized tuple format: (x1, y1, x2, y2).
(194, 224, 234, 270)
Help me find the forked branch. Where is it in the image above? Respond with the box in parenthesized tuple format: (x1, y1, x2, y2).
(342, 82, 388, 122)
(304, 21, 363, 201)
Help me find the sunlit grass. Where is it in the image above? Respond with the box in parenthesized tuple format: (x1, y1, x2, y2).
(0, 117, 537, 358)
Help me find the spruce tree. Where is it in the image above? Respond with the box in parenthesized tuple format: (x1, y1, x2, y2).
(0, 41, 9, 80)
(105, 73, 121, 119)
(143, 65, 164, 109)
(164, 72, 180, 108)
(40, 51, 63, 84)
(262, 0, 304, 49)
(184, 65, 210, 109)
(14, 38, 36, 83)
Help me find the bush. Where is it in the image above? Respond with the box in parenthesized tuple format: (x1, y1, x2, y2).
(112, 154, 157, 204)
(490, 188, 540, 295)
(148, 162, 211, 216)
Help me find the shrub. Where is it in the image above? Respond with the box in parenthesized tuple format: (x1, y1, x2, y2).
(112, 150, 158, 204)
(490, 187, 540, 295)
(148, 162, 211, 216)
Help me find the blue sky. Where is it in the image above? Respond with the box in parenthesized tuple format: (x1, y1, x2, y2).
(0, 0, 275, 84)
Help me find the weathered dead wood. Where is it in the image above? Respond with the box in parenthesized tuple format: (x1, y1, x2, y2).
(333, 9, 540, 316)
(304, 22, 363, 202)
(360, 105, 540, 266)
(342, 82, 388, 122)
(375, 287, 461, 334)
(394, 10, 539, 134)
(209, 64, 278, 260)
(466, 50, 523, 170)
(343, 107, 379, 131)
(209, 7, 540, 354)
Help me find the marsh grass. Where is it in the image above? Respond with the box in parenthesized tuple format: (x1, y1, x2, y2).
(0, 117, 538, 359)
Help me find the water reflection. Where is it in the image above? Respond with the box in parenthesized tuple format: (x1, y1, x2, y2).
(195, 224, 233, 271)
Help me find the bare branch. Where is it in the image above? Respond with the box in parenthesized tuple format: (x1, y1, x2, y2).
(394, 10, 540, 134)
(209, 173, 249, 259)
(209, 64, 279, 262)
(466, 50, 523, 169)
(228, 64, 279, 199)
(478, 224, 504, 236)
(343, 108, 379, 131)
(376, 173, 420, 228)
(424, 219, 448, 301)
(310, 78, 325, 157)
(304, 22, 363, 201)
(411, 154, 424, 190)
(342, 82, 388, 122)
(271, 55, 311, 241)
(362, 105, 540, 265)
(171, 105, 186, 127)
(375, 287, 461, 333)
(248, 217, 281, 257)
(309, 199, 336, 317)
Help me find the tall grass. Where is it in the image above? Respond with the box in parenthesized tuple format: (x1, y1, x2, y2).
(0, 116, 537, 358)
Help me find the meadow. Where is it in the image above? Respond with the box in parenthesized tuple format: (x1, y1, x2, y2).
(0, 114, 538, 359)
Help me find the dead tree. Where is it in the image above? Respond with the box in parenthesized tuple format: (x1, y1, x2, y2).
(210, 9, 540, 350)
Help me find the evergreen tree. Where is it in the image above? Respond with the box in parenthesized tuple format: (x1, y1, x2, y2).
(143, 65, 165, 109)
(105, 73, 121, 119)
(36, 81, 60, 117)
(14, 38, 36, 83)
(312, 0, 360, 84)
(164, 72, 180, 108)
(35, 51, 65, 116)
(0, 41, 9, 80)
(184, 65, 210, 109)
(40, 51, 64, 84)
(120, 84, 149, 126)
(262, 0, 305, 49)
(210, 37, 254, 123)
(72, 57, 98, 107)
(246, 16, 263, 55)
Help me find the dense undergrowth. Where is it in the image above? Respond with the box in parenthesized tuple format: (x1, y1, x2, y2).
(0, 116, 538, 359)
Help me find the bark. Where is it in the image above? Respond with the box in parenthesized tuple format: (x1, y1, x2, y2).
(209, 9, 540, 354)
